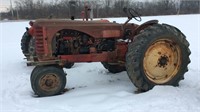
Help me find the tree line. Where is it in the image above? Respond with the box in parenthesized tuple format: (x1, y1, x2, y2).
(1, 0, 200, 20)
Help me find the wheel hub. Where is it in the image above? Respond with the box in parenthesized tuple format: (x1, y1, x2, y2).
(39, 73, 60, 91)
(45, 79, 54, 86)
(143, 39, 181, 84)
(158, 55, 169, 68)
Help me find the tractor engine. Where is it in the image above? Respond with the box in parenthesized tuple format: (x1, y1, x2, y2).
(53, 30, 116, 56)
(97, 39, 116, 52)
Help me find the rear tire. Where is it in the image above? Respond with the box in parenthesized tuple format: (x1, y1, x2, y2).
(64, 62, 74, 69)
(31, 66, 66, 97)
(101, 62, 126, 73)
(126, 24, 190, 91)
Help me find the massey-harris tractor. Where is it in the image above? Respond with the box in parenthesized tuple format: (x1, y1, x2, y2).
(21, 8, 190, 97)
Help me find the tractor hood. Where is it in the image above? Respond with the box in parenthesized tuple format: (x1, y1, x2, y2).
(33, 19, 119, 26)
(33, 19, 123, 38)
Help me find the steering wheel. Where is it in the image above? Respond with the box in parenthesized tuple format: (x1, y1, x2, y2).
(128, 8, 142, 22)
(123, 8, 142, 22)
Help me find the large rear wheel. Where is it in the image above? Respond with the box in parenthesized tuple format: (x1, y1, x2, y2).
(101, 62, 126, 73)
(64, 62, 74, 69)
(126, 24, 191, 91)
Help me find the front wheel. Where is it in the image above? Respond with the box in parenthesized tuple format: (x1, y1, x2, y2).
(31, 66, 66, 97)
(126, 24, 191, 91)
(21, 31, 32, 57)
(28, 38, 35, 56)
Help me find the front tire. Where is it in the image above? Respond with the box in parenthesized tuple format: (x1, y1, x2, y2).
(28, 38, 35, 56)
(126, 24, 190, 91)
(31, 66, 66, 97)
(21, 31, 32, 57)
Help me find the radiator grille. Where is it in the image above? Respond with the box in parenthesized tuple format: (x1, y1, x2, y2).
(35, 27, 45, 55)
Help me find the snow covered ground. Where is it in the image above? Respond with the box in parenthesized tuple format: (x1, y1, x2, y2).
(0, 14, 200, 112)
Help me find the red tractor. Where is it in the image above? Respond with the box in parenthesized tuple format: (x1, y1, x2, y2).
(21, 8, 190, 97)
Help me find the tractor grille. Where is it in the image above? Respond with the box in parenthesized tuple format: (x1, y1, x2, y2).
(35, 27, 45, 55)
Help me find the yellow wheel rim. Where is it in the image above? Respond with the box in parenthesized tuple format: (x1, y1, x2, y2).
(143, 39, 181, 84)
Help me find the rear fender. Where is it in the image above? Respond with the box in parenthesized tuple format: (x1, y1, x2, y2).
(134, 20, 158, 36)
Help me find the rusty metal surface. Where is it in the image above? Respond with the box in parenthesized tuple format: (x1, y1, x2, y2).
(116, 42, 128, 62)
(27, 60, 61, 66)
(29, 18, 143, 65)
(134, 20, 158, 36)
(34, 19, 123, 38)
(102, 30, 121, 38)
(59, 52, 114, 62)
(57, 43, 127, 63)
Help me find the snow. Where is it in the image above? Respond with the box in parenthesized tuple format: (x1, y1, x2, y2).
(0, 14, 200, 112)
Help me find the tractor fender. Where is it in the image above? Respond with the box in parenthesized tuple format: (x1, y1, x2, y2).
(134, 20, 158, 35)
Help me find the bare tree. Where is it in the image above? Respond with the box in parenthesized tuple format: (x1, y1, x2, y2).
(1, 0, 199, 20)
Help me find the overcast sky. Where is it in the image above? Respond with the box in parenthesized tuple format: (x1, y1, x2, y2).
(1, 0, 10, 12)
(0, 0, 51, 12)
(1, 0, 17, 12)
